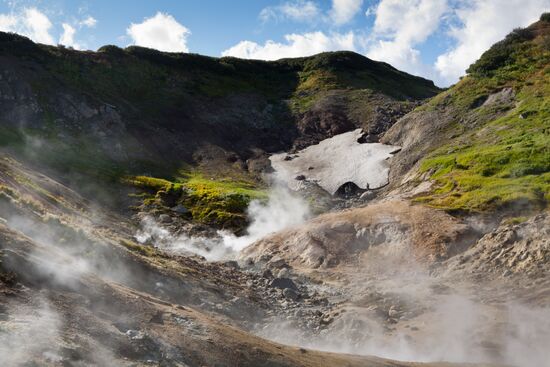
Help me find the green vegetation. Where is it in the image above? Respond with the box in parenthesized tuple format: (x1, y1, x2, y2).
(288, 52, 439, 113)
(416, 21, 550, 213)
(126, 172, 266, 229)
(119, 238, 156, 257)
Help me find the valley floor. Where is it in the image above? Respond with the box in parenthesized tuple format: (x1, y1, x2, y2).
(0, 141, 548, 367)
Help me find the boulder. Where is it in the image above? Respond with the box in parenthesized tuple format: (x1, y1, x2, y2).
(269, 277, 298, 291)
(283, 288, 300, 301)
(159, 214, 172, 223)
(170, 204, 189, 214)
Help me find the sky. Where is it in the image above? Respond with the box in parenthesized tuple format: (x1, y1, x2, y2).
(0, 0, 548, 87)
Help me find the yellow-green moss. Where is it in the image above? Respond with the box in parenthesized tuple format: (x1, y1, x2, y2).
(124, 172, 266, 228)
(119, 238, 156, 257)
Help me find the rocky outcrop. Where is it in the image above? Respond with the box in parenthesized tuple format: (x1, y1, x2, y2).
(446, 212, 549, 279)
(241, 200, 479, 270)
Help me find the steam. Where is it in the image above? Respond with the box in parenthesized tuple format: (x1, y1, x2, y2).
(0, 298, 62, 366)
(136, 216, 231, 260)
(246, 207, 550, 367)
(137, 183, 311, 260)
(221, 185, 311, 251)
(258, 293, 550, 366)
(4, 214, 93, 289)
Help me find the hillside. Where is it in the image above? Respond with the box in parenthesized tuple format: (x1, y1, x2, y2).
(0, 33, 438, 189)
(383, 15, 550, 214)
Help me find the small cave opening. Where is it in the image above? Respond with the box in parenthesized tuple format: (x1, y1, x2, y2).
(357, 132, 379, 144)
(335, 181, 364, 198)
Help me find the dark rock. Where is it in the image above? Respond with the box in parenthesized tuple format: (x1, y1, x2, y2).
(268, 258, 286, 268)
(159, 214, 172, 223)
(295, 175, 306, 181)
(150, 311, 164, 324)
(262, 269, 273, 278)
(283, 288, 300, 301)
(357, 133, 379, 143)
(170, 204, 189, 214)
(224, 260, 239, 270)
(269, 277, 298, 291)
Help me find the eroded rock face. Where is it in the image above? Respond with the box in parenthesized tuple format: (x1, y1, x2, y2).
(240, 200, 478, 270)
(446, 213, 549, 279)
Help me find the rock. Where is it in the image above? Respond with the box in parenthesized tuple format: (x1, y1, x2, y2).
(159, 214, 172, 223)
(224, 260, 239, 269)
(360, 191, 375, 200)
(262, 269, 273, 278)
(388, 306, 400, 318)
(126, 329, 145, 340)
(170, 204, 189, 214)
(269, 258, 286, 269)
(320, 315, 334, 325)
(295, 175, 306, 181)
(269, 277, 298, 291)
(277, 268, 290, 278)
(283, 288, 300, 301)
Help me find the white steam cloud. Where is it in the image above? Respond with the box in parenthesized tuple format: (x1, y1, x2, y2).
(137, 183, 311, 260)
(0, 298, 62, 366)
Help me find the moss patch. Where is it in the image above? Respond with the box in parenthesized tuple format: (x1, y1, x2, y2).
(125, 172, 266, 229)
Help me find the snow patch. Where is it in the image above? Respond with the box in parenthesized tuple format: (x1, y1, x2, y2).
(270, 129, 400, 195)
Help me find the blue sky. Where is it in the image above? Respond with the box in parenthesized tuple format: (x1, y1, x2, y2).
(0, 0, 549, 86)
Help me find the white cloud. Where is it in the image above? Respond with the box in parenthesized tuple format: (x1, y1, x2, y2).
(329, 0, 364, 25)
(127, 12, 190, 52)
(80, 16, 97, 28)
(0, 13, 18, 30)
(435, 0, 550, 84)
(222, 31, 356, 60)
(260, 0, 321, 23)
(366, 0, 448, 78)
(0, 7, 54, 44)
(59, 23, 80, 49)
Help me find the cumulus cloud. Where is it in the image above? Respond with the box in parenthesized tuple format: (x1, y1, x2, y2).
(80, 16, 97, 28)
(366, 0, 448, 79)
(435, 0, 550, 84)
(329, 0, 364, 25)
(222, 31, 356, 60)
(59, 23, 80, 49)
(0, 7, 54, 44)
(127, 12, 190, 52)
(260, 0, 321, 23)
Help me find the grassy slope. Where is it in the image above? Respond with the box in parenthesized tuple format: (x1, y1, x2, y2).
(416, 17, 550, 213)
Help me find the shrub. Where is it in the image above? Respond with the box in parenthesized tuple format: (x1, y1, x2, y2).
(466, 28, 532, 77)
(540, 12, 550, 22)
(505, 27, 534, 43)
(97, 45, 125, 56)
